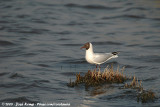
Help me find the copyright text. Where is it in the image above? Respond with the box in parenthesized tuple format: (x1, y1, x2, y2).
(1, 102, 70, 106)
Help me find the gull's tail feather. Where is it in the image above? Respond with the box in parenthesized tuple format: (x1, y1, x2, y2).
(112, 52, 120, 55)
(111, 52, 120, 58)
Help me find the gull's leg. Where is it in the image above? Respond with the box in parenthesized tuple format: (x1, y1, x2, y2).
(98, 65, 101, 71)
(94, 64, 97, 71)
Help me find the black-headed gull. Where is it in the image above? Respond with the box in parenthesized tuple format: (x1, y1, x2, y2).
(81, 42, 119, 68)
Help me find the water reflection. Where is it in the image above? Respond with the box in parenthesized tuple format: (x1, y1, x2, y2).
(81, 84, 118, 107)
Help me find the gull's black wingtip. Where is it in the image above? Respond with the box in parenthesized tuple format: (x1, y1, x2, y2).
(112, 52, 120, 55)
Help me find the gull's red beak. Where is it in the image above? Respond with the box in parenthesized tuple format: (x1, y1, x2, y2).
(80, 46, 85, 49)
(80, 42, 89, 50)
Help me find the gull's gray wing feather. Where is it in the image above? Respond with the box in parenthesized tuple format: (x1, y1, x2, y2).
(92, 53, 114, 64)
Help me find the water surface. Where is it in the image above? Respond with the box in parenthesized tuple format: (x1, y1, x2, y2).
(0, 0, 160, 106)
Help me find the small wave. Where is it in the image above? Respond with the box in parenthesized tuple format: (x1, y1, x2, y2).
(57, 38, 70, 41)
(125, 64, 135, 69)
(36, 2, 57, 7)
(66, 21, 84, 26)
(141, 44, 160, 49)
(14, 7, 22, 11)
(135, 55, 160, 63)
(22, 83, 41, 89)
(61, 43, 81, 47)
(135, 66, 148, 69)
(60, 72, 76, 76)
(62, 58, 86, 64)
(0, 72, 9, 76)
(19, 29, 49, 34)
(126, 44, 140, 47)
(21, 80, 50, 90)
(102, 14, 145, 20)
(124, 7, 148, 12)
(54, 31, 71, 35)
(21, 53, 37, 57)
(16, 14, 30, 19)
(151, 18, 160, 21)
(9, 73, 25, 79)
(0, 49, 23, 58)
(31, 19, 47, 24)
(123, 15, 145, 19)
(37, 64, 50, 68)
(0, 72, 9, 77)
(0, 20, 11, 24)
(34, 80, 50, 83)
(64, 3, 80, 7)
(143, 76, 158, 82)
(130, 55, 160, 63)
(99, 90, 136, 101)
(102, 16, 119, 20)
(0, 83, 26, 88)
(0, 97, 38, 103)
(0, 40, 15, 46)
(123, 64, 148, 70)
(1, 5, 13, 9)
(83, 5, 118, 10)
(92, 41, 123, 45)
(106, 61, 119, 65)
(64, 3, 119, 10)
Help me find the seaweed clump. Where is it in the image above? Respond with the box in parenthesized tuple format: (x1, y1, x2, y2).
(67, 64, 157, 103)
(124, 76, 143, 91)
(67, 65, 128, 87)
(137, 90, 156, 103)
(124, 76, 157, 103)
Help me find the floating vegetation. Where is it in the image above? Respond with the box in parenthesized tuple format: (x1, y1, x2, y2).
(67, 64, 157, 103)
(67, 65, 128, 87)
(137, 90, 156, 103)
(124, 76, 157, 103)
(124, 76, 143, 91)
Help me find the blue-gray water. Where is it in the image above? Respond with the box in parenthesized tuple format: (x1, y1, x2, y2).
(0, 0, 160, 107)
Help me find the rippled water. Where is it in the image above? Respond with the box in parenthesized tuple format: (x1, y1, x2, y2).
(0, 0, 160, 106)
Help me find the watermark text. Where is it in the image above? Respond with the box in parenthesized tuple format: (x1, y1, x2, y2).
(1, 102, 70, 107)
